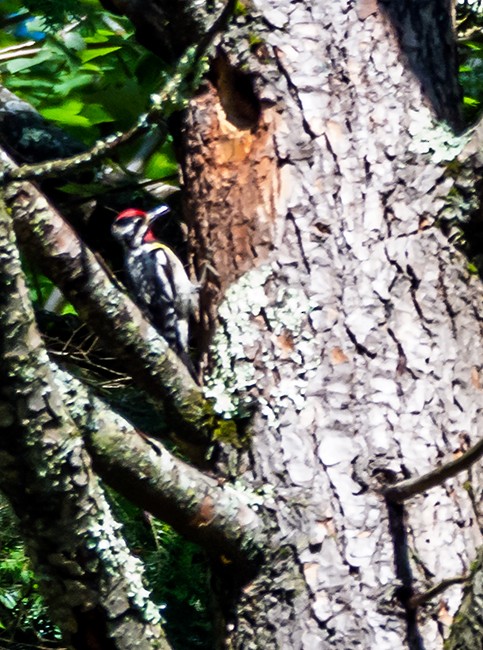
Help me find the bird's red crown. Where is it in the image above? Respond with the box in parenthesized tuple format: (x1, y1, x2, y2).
(115, 208, 147, 221)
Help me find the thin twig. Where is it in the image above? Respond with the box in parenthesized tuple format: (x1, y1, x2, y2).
(408, 575, 468, 609)
(383, 437, 483, 502)
(0, 42, 41, 61)
(0, 115, 157, 183)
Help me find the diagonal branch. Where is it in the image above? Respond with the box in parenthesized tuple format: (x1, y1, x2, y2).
(383, 437, 483, 502)
(1, 147, 234, 461)
(408, 575, 468, 610)
(53, 364, 263, 568)
(0, 115, 163, 182)
(0, 198, 169, 648)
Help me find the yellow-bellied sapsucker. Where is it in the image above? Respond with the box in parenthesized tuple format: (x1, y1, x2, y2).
(112, 205, 198, 374)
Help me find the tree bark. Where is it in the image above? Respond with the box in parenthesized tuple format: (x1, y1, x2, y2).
(175, 1, 482, 648)
(0, 201, 169, 649)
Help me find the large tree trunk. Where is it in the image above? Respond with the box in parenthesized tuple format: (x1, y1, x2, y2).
(176, 1, 482, 648)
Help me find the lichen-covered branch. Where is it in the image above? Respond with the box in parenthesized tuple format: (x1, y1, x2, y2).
(1, 147, 230, 459)
(52, 364, 264, 567)
(0, 199, 169, 649)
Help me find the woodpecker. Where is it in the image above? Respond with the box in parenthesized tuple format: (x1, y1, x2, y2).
(112, 206, 198, 374)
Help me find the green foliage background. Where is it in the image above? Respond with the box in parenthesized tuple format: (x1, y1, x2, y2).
(0, 498, 61, 644)
(0, 0, 177, 165)
(457, 1, 483, 121)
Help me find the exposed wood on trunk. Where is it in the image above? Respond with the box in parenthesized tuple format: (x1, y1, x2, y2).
(180, 60, 281, 353)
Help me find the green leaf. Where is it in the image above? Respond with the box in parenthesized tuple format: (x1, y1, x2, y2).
(57, 181, 103, 195)
(4, 50, 52, 74)
(54, 73, 96, 96)
(80, 46, 122, 62)
(6, 77, 53, 92)
(40, 99, 91, 126)
(40, 111, 91, 126)
(466, 41, 483, 52)
(0, 591, 18, 610)
(467, 262, 478, 274)
(463, 96, 480, 106)
(0, 0, 24, 15)
(61, 303, 78, 316)
(63, 31, 86, 52)
(20, 567, 33, 584)
(82, 103, 115, 124)
(80, 62, 102, 72)
(83, 28, 123, 43)
(144, 144, 179, 179)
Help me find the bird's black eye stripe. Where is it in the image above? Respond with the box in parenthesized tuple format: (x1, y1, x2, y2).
(133, 219, 145, 236)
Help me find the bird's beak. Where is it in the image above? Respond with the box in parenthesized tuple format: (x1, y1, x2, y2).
(146, 204, 170, 225)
